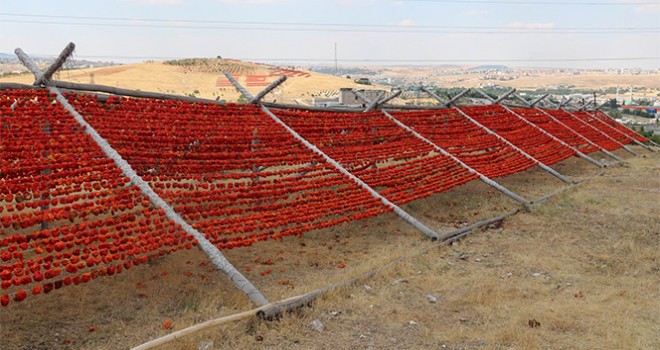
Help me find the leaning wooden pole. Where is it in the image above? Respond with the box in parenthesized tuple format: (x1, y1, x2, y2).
(38, 42, 76, 85)
(224, 73, 443, 240)
(561, 108, 639, 157)
(512, 92, 622, 163)
(249, 76, 287, 104)
(363, 91, 386, 112)
(15, 45, 270, 307)
(591, 109, 656, 152)
(367, 89, 402, 111)
(260, 106, 442, 240)
(533, 107, 625, 162)
(497, 104, 604, 168)
(454, 106, 573, 183)
(426, 89, 573, 184)
(381, 110, 530, 205)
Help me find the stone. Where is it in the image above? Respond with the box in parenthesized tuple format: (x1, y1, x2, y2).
(198, 341, 214, 350)
(427, 294, 438, 303)
(308, 319, 325, 332)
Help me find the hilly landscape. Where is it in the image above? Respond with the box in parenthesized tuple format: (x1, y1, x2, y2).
(3, 57, 659, 104)
(0, 58, 389, 104)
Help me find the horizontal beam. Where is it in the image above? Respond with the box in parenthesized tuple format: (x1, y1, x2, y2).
(51, 80, 226, 105)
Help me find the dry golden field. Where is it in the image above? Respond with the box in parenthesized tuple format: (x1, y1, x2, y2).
(1, 145, 657, 350)
(4, 59, 658, 105)
(0, 60, 388, 104)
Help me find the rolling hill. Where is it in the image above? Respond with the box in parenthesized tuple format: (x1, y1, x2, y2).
(0, 58, 389, 104)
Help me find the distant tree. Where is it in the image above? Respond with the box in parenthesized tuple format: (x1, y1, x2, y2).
(607, 98, 618, 109)
(608, 109, 622, 119)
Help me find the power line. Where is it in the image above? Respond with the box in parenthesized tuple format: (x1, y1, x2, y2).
(0, 12, 657, 32)
(2, 19, 659, 34)
(71, 55, 660, 63)
(396, 0, 659, 5)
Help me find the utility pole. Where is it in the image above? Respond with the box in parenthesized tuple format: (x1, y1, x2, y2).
(334, 42, 338, 74)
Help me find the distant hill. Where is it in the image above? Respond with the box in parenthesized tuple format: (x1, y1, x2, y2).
(0, 58, 389, 104)
(0, 53, 15, 59)
(466, 65, 510, 71)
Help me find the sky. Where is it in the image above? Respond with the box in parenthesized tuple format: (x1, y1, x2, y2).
(1, 0, 659, 69)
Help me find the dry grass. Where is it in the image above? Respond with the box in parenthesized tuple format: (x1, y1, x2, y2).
(162, 146, 658, 350)
(0, 146, 657, 350)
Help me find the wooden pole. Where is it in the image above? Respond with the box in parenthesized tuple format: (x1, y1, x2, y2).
(52, 80, 227, 105)
(497, 104, 604, 168)
(249, 76, 287, 104)
(425, 90, 573, 182)
(14, 47, 270, 307)
(453, 106, 574, 184)
(589, 108, 656, 152)
(38, 42, 76, 85)
(557, 96, 573, 110)
(533, 107, 625, 162)
(420, 87, 449, 106)
(368, 89, 402, 111)
(223, 72, 253, 100)
(260, 105, 442, 240)
(363, 91, 386, 112)
(381, 110, 529, 204)
(493, 88, 516, 105)
(513, 93, 531, 107)
(223, 77, 443, 240)
(130, 208, 521, 350)
(561, 108, 640, 156)
(419, 87, 471, 108)
(530, 93, 550, 107)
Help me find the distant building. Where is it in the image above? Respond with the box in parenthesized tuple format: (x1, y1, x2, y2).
(339, 88, 385, 107)
(312, 98, 342, 108)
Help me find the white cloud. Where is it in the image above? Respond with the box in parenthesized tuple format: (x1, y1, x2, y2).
(398, 19, 416, 27)
(504, 22, 555, 29)
(462, 9, 488, 16)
